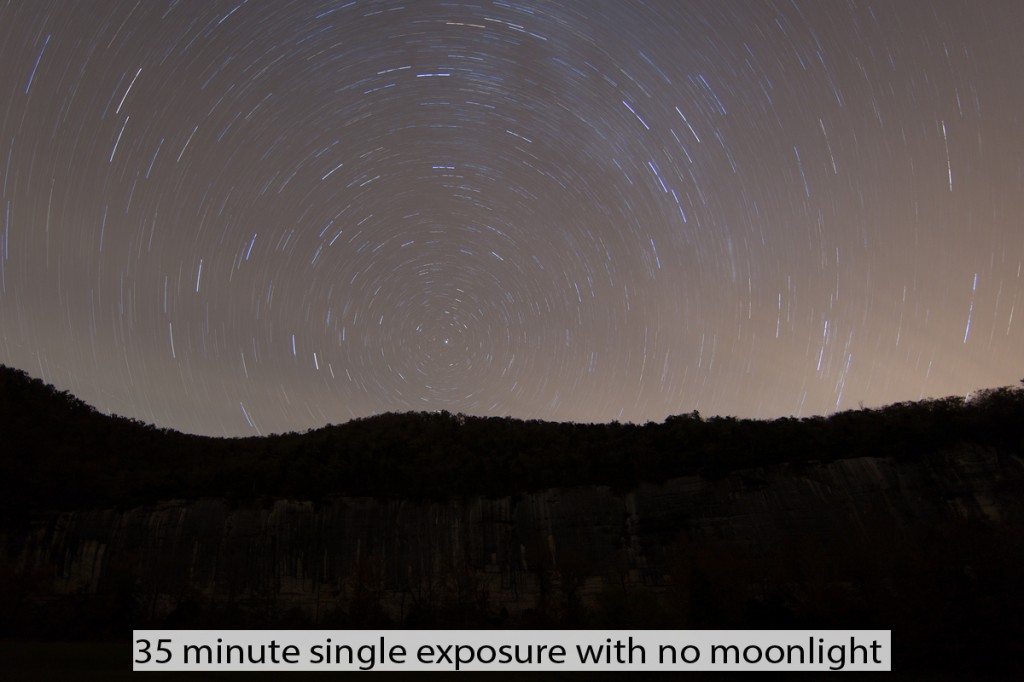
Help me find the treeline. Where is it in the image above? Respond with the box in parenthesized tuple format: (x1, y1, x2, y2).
(1, 364, 1022, 511)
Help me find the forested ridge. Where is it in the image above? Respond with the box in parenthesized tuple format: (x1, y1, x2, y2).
(2, 364, 1022, 511)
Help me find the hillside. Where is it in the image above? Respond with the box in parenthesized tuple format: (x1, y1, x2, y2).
(2, 364, 1022, 510)
(2, 365, 1024, 672)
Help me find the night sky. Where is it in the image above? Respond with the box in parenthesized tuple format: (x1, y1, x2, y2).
(1, 1, 1022, 436)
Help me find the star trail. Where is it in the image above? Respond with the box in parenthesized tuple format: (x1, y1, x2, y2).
(0, 0, 1022, 436)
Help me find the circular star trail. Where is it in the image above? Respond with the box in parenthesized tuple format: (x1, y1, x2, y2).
(1, 1, 1022, 436)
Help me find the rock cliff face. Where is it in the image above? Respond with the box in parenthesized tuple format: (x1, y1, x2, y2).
(3, 446, 1022, 630)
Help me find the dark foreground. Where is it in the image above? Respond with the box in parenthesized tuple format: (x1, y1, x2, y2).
(2, 368, 1022, 676)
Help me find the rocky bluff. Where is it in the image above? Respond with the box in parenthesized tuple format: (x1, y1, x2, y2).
(6, 447, 1022, 632)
